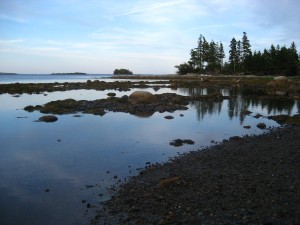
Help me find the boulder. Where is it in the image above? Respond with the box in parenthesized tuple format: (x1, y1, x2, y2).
(38, 115, 58, 122)
(274, 76, 287, 82)
(128, 91, 156, 104)
(266, 80, 276, 89)
(274, 76, 287, 86)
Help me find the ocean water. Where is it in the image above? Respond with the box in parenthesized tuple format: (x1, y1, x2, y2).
(0, 74, 112, 84)
(0, 75, 299, 225)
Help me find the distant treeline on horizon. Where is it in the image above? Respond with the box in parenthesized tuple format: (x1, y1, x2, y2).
(0, 72, 17, 75)
(51, 72, 87, 75)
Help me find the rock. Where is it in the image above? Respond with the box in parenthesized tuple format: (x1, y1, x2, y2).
(243, 125, 251, 129)
(107, 92, 116, 97)
(257, 123, 266, 129)
(274, 76, 287, 82)
(128, 91, 156, 104)
(274, 76, 287, 86)
(158, 176, 180, 188)
(268, 115, 300, 125)
(170, 139, 195, 147)
(164, 115, 174, 120)
(38, 115, 58, 122)
(229, 136, 243, 141)
(170, 139, 184, 147)
(254, 113, 263, 119)
(266, 81, 276, 89)
(153, 86, 160, 91)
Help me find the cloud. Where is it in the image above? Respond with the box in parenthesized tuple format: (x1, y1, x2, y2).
(111, 0, 185, 17)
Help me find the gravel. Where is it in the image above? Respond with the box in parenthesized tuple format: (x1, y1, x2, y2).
(92, 125, 300, 225)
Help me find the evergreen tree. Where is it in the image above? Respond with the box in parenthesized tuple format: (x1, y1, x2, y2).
(175, 63, 194, 75)
(237, 40, 242, 71)
(242, 32, 252, 61)
(176, 32, 299, 76)
(229, 38, 238, 73)
(196, 34, 205, 71)
(286, 42, 299, 75)
(218, 42, 225, 68)
(189, 48, 198, 71)
(206, 41, 219, 72)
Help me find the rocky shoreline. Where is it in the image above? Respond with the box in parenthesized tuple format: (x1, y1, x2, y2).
(93, 125, 300, 225)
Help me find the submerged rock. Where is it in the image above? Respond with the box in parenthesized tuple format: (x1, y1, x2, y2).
(107, 92, 116, 97)
(257, 123, 266, 129)
(170, 139, 195, 147)
(38, 115, 58, 122)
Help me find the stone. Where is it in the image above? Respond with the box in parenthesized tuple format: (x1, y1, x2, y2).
(266, 81, 276, 89)
(257, 123, 266, 129)
(128, 91, 156, 104)
(243, 125, 251, 129)
(170, 139, 194, 147)
(159, 176, 180, 188)
(164, 115, 174, 120)
(38, 115, 58, 122)
(274, 76, 287, 86)
(254, 113, 263, 119)
(274, 76, 287, 82)
(107, 92, 116, 97)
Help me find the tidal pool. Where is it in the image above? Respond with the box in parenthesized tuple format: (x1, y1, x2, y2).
(0, 87, 298, 225)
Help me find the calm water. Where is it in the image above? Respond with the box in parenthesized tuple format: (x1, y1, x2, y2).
(0, 75, 299, 225)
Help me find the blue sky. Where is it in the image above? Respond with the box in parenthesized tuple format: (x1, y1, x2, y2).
(0, 0, 299, 74)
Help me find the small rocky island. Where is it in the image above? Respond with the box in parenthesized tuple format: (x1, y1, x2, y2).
(113, 68, 133, 75)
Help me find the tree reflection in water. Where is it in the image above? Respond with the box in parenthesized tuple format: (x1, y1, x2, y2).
(178, 87, 298, 122)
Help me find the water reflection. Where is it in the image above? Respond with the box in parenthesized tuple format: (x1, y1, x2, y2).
(0, 86, 299, 225)
(177, 87, 298, 122)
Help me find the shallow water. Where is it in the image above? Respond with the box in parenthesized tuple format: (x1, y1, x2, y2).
(0, 78, 299, 225)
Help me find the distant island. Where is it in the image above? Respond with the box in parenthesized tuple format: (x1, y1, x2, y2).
(113, 68, 133, 75)
(0, 72, 17, 75)
(51, 72, 86, 75)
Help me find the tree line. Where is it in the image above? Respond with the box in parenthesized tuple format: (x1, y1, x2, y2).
(175, 32, 299, 76)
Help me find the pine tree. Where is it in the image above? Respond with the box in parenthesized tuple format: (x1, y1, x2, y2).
(229, 38, 238, 73)
(237, 40, 242, 71)
(242, 32, 251, 61)
(189, 48, 198, 71)
(202, 37, 210, 67)
(207, 41, 218, 72)
(218, 42, 225, 68)
(196, 34, 205, 71)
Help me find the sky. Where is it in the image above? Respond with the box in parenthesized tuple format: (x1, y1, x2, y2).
(0, 0, 299, 74)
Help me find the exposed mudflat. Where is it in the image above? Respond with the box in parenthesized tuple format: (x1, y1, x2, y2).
(93, 125, 300, 225)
